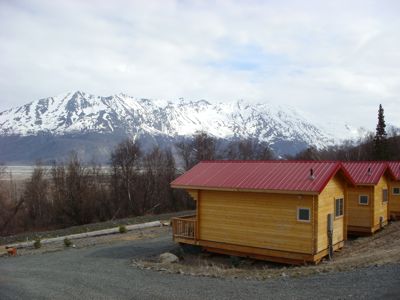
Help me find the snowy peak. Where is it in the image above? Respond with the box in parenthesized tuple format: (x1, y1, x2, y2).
(0, 91, 343, 149)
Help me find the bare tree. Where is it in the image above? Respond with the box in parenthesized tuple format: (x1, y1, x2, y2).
(225, 138, 274, 160)
(0, 165, 27, 233)
(21, 163, 50, 228)
(140, 147, 177, 213)
(86, 162, 113, 222)
(51, 153, 96, 225)
(175, 138, 194, 170)
(293, 146, 321, 161)
(110, 139, 141, 215)
(192, 131, 216, 163)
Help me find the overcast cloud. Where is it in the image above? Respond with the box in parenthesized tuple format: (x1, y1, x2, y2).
(0, 0, 399, 129)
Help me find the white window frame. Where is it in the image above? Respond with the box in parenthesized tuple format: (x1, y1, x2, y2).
(335, 197, 344, 218)
(393, 187, 400, 195)
(297, 207, 311, 222)
(359, 195, 369, 205)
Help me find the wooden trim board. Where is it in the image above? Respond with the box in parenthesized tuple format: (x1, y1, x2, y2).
(176, 239, 344, 265)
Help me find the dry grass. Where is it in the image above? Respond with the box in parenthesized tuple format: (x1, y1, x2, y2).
(133, 221, 400, 280)
(0, 210, 194, 245)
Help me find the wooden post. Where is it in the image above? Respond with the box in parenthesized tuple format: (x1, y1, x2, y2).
(312, 195, 317, 254)
(195, 190, 200, 240)
(388, 180, 391, 220)
(370, 186, 375, 231)
(344, 183, 348, 240)
(327, 213, 333, 260)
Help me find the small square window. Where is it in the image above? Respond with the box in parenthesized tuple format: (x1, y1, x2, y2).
(359, 195, 369, 205)
(393, 187, 400, 195)
(335, 198, 344, 217)
(297, 208, 310, 222)
(383, 189, 388, 203)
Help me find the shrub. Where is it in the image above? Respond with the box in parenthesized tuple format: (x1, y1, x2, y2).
(64, 238, 72, 247)
(119, 225, 127, 233)
(33, 238, 41, 249)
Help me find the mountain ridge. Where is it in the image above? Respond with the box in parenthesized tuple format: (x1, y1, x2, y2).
(0, 91, 363, 163)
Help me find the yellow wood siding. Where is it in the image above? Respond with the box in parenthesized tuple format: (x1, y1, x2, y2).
(198, 190, 315, 254)
(373, 176, 388, 227)
(389, 181, 400, 215)
(317, 175, 345, 252)
(347, 185, 373, 228)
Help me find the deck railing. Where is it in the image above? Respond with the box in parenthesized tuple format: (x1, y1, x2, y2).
(172, 215, 196, 239)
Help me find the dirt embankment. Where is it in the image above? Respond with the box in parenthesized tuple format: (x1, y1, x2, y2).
(0, 210, 194, 246)
(1, 226, 172, 257)
(133, 221, 400, 280)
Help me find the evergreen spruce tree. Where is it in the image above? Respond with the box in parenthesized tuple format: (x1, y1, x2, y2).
(373, 104, 388, 160)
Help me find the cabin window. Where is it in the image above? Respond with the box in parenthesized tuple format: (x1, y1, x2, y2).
(383, 189, 388, 203)
(335, 198, 344, 217)
(393, 187, 400, 195)
(359, 195, 369, 205)
(297, 208, 311, 222)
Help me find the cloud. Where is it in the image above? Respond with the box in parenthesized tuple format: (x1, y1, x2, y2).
(0, 0, 399, 129)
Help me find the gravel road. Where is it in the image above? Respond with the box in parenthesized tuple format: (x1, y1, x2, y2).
(0, 235, 399, 299)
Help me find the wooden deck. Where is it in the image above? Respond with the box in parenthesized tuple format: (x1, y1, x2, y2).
(171, 215, 197, 240)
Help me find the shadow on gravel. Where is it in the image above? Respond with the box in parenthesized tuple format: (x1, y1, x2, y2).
(89, 241, 177, 260)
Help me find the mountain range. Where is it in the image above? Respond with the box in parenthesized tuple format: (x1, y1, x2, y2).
(0, 91, 365, 164)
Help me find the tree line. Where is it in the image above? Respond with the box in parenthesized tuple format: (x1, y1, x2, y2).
(291, 104, 399, 161)
(0, 134, 274, 235)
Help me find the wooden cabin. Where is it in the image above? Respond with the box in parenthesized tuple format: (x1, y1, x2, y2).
(342, 162, 394, 235)
(388, 162, 400, 219)
(171, 161, 354, 265)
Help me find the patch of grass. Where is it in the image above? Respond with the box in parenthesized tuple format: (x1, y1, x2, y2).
(230, 256, 241, 268)
(119, 225, 127, 234)
(63, 238, 72, 247)
(33, 238, 41, 249)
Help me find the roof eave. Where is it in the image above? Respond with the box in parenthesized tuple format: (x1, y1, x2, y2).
(171, 184, 319, 195)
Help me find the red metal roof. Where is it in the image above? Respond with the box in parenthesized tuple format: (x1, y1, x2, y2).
(171, 161, 353, 194)
(342, 162, 391, 185)
(388, 162, 400, 181)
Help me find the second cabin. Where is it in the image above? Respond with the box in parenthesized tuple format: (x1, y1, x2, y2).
(388, 162, 400, 219)
(342, 162, 395, 235)
(171, 161, 354, 265)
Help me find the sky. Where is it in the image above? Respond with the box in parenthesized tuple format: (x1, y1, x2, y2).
(0, 0, 399, 130)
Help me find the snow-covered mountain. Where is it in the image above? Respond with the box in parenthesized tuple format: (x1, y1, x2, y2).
(0, 91, 361, 163)
(0, 91, 336, 143)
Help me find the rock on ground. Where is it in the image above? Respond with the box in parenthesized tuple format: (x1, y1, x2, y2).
(159, 252, 179, 263)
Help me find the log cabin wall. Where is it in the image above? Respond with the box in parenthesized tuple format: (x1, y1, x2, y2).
(346, 185, 373, 229)
(373, 175, 389, 229)
(316, 174, 346, 253)
(389, 180, 400, 218)
(198, 190, 315, 254)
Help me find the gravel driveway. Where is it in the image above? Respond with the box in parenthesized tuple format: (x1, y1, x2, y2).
(0, 235, 399, 299)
